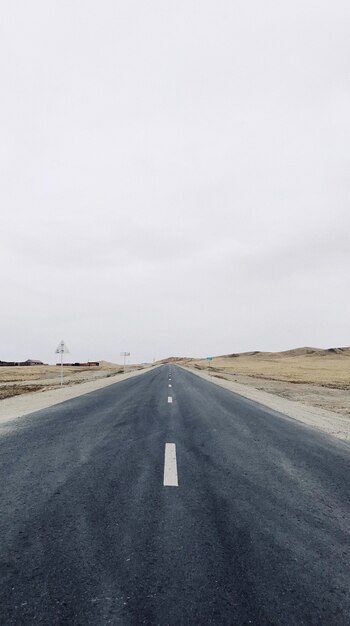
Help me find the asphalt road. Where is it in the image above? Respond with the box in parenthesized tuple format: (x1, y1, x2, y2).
(0, 365, 349, 625)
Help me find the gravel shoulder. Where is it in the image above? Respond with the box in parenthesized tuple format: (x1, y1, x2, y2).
(183, 366, 350, 442)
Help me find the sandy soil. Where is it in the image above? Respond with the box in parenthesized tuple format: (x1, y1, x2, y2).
(207, 371, 350, 419)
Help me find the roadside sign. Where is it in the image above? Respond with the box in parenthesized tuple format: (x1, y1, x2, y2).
(55, 340, 69, 386)
(55, 340, 69, 354)
(207, 356, 213, 375)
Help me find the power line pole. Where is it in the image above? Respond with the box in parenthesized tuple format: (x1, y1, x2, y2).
(120, 351, 130, 374)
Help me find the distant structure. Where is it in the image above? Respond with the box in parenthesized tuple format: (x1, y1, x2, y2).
(55, 362, 100, 367)
(0, 359, 45, 367)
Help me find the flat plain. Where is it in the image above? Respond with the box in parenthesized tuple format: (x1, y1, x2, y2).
(0, 362, 138, 400)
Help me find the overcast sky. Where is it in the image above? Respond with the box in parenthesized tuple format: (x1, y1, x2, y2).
(1, 1, 350, 364)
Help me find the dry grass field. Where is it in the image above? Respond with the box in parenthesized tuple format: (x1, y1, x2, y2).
(173, 347, 350, 418)
(186, 347, 350, 388)
(0, 362, 142, 400)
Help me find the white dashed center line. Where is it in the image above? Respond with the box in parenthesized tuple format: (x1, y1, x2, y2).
(168, 396, 172, 403)
(168, 384, 172, 387)
(163, 443, 178, 486)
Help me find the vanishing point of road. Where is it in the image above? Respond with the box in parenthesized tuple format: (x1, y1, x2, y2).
(0, 365, 349, 625)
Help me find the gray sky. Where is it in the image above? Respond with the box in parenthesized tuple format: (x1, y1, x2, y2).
(1, 1, 350, 364)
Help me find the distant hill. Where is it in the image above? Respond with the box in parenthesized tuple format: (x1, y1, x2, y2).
(146, 347, 350, 366)
(98, 360, 121, 367)
(221, 347, 350, 359)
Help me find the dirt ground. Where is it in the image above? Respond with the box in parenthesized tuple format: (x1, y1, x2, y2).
(171, 348, 350, 419)
(209, 372, 350, 418)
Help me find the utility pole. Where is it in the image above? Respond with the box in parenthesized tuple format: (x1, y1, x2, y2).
(120, 351, 130, 374)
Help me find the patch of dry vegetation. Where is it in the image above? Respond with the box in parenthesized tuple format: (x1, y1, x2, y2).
(185, 347, 350, 389)
(174, 348, 350, 419)
(0, 363, 125, 399)
(0, 384, 45, 400)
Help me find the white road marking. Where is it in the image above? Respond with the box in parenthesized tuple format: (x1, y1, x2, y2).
(163, 443, 178, 486)
(168, 384, 172, 387)
(168, 396, 172, 403)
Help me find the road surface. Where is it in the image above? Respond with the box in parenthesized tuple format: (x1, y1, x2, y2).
(0, 365, 349, 625)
